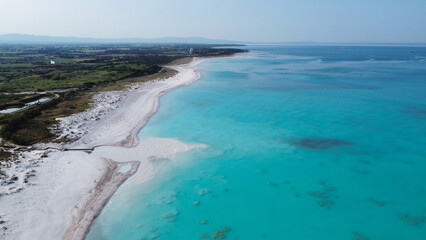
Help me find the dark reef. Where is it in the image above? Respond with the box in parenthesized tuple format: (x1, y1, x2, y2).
(289, 137, 353, 149)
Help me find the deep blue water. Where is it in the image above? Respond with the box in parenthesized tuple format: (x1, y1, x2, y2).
(87, 45, 426, 240)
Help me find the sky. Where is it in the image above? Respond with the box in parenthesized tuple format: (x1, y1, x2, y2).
(0, 0, 425, 43)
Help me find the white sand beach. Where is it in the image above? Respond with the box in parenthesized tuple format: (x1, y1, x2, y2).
(0, 58, 211, 240)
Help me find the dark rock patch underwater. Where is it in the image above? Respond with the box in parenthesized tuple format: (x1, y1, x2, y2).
(289, 137, 353, 149)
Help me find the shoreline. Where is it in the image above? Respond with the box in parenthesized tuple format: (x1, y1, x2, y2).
(58, 57, 210, 149)
(63, 57, 213, 240)
(116, 60, 203, 148)
(63, 159, 140, 240)
(0, 56, 227, 240)
(119, 54, 243, 149)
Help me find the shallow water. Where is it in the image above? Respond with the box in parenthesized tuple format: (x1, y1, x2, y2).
(117, 165, 132, 174)
(86, 45, 426, 240)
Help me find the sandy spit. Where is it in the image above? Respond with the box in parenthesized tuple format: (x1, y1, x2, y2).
(63, 159, 140, 240)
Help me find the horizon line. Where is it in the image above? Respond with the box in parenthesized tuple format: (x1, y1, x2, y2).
(0, 33, 426, 46)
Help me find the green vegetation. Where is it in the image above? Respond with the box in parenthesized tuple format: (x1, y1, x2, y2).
(0, 94, 61, 145)
(0, 44, 246, 147)
(0, 44, 244, 92)
(0, 93, 46, 110)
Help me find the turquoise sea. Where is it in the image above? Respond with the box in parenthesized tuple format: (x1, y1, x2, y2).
(87, 45, 426, 240)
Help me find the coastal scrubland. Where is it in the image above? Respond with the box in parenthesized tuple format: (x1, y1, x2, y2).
(0, 44, 245, 148)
